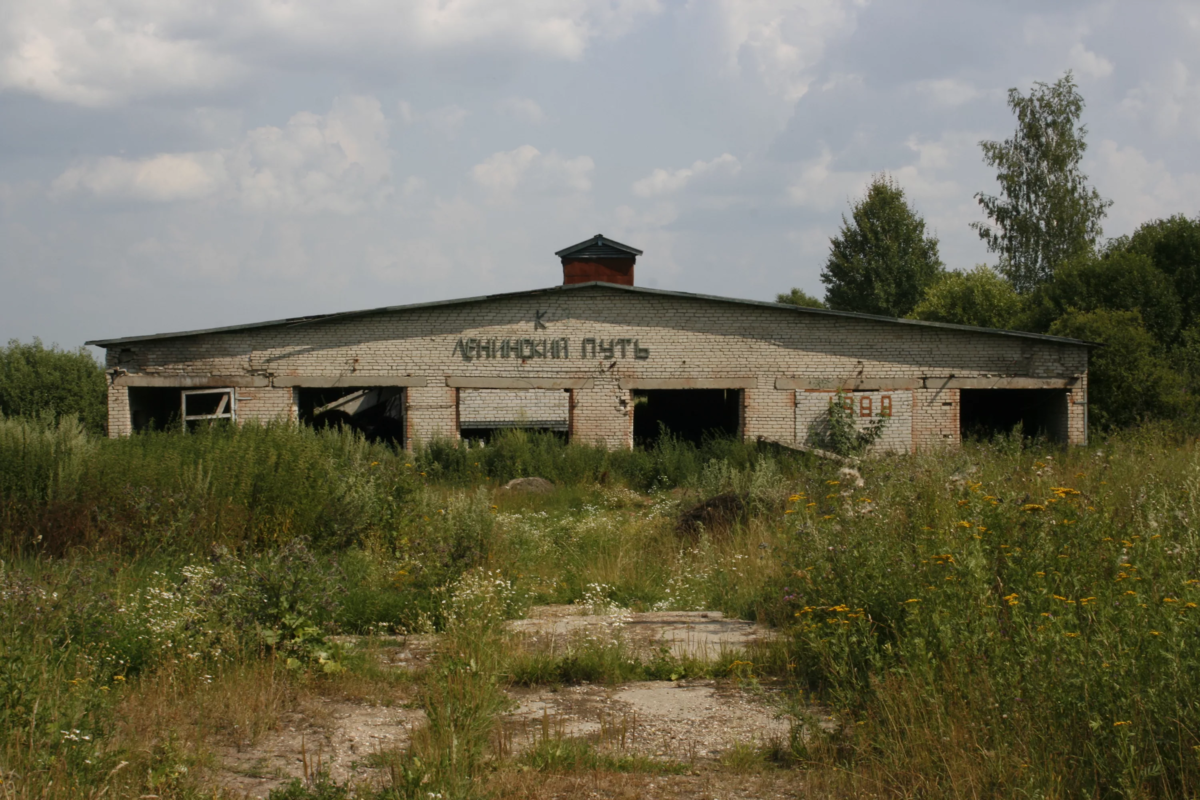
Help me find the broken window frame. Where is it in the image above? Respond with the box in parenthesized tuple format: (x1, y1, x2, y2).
(181, 388, 237, 427)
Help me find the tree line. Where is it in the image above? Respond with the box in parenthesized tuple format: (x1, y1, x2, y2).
(779, 72, 1200, 431)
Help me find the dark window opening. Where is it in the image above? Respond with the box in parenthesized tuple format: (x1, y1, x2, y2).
(182, 388, 236, 431)
(298, 387, 405, 447)
(128, 387, 181, 432)
(960, 389, 1069, 443)
(459, 427, 569, 447)
(633, 389, 742, 446)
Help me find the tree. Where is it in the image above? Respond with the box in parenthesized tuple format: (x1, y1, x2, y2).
(776, 288, 826, 308)
(973, 72, 1112, 293)
(1049, 310, 1185, 429)
(1116, 214, 1200, 331)
(820, 175, 944, 317)
(908, 265, 1025, 330)
(0, 339, 107, 433)
(1028, 251, 1182, 345)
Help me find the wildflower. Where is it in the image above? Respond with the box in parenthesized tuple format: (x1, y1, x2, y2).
(370, 461, 379, 467)
(1064, 632, 1079, 638)
(957, 520, 971, 528)
(1035, 572, 1045, 577)
(1113, 720, 1132, 727)
(1163, 598, 1178, 603)
(1003, 593, 1019, 607)
(826, 480, 840, 485)
(904, 598, 921, 604)
(788, 494, 802, 502)
(806, 502, 817, 508)
(1150, 631, 1161, 636)
(1022, 504, 1046, 512)
(784, 510, 795, 514)
(1185, 603, 1197, 609)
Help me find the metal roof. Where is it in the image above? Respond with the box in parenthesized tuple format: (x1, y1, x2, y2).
(86, 281, 1095, 348)
(554, 234, 643, 259)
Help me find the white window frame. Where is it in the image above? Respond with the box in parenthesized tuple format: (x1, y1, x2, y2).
(181, 388, 237, 427)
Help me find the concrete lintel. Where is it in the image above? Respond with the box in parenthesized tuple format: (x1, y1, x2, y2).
(447, 377, 594, 390)
(924, 377, 1080, 390)
(272, 376, 428, 388)
(775, 377, 921, 391)
(619, 377, 758, 390)
(113, 374, 269, 388)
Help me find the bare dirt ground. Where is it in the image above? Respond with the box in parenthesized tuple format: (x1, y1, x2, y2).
(503, 680, 792, 761)
(213, 696, 425, 797)
(212, 608, 799, 798)
(508, 605, 769, 660)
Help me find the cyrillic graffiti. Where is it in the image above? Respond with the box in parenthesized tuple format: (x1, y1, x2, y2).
(453, 337, 650, 362)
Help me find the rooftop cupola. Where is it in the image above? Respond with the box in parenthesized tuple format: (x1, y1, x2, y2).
(555, 234, 643, 286)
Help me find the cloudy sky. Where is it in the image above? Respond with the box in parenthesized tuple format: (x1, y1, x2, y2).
(3, 0, 1199, 350)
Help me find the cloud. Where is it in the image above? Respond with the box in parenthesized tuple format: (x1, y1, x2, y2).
(399, 101, 471, 135)
(497, 96, 545, 124)
(470, 145, 593, 196)
(715, 0, 865, 102)
(1118, 60, 1200, 138)
(51, 95, 394, 214)
(1068, 42, 1114, 79)
(52, 153, 227, 202)
(1091, 140, 1200, 235)
(631, 153, 741, 197)
(0, 0, 664, 107)
(913, 78, 982, 107)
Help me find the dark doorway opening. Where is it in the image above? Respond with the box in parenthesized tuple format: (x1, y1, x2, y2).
(960, 389, 1069, 443)
(633, 389, 741, 446)
(128, 387, 181, 432)
(298, 387, 405, 447)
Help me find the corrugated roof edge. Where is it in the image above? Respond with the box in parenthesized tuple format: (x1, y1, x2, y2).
(86, 281, 1097, 348)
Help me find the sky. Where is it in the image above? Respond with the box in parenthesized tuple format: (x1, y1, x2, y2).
(3, 0, 1200, 352)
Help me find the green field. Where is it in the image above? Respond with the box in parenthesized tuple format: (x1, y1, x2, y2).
(1, 416, 1198, 798)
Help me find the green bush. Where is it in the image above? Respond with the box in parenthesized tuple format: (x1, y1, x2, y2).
(0, 339, 106, 433)
(1049, 309, 1187, 429)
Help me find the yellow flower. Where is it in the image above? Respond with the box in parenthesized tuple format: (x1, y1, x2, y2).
(784, 510, 795, 514)
(788, 494, 802, 502)
(1113, 720, 1132, 727)
(1022, 504, 1046, 512)
(1150, 631, 1161, 636)
(826, 480, 840, 486)
(903, 598, 921, 604)
(806, 502, 817, 508)
(957, 520, 972, 528)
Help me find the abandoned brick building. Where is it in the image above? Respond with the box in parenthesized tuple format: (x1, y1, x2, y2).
(88, 235, 1091, 451)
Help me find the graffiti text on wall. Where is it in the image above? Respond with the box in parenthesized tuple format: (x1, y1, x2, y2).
(452, 337, 650, 362)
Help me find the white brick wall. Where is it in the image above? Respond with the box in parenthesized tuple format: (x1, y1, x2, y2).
(101, 285, 1090, 450)
(459, 389, 569, 430)
(796, 390, 914, 454)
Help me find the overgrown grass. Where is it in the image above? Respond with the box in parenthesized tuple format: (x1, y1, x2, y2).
(2, 416, 1200, 797)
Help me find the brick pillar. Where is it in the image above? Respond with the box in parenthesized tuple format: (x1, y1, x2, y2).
(406, 385, 458, 448)
(742, 385, 796, 444)
(1067, 375, 1088, 445)
(107, 383, 132, 438)
(570, 377, 631, 449)
(913, 387, 959, 451)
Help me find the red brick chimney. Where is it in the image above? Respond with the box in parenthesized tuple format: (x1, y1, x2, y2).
(556, 234, 643, 286)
